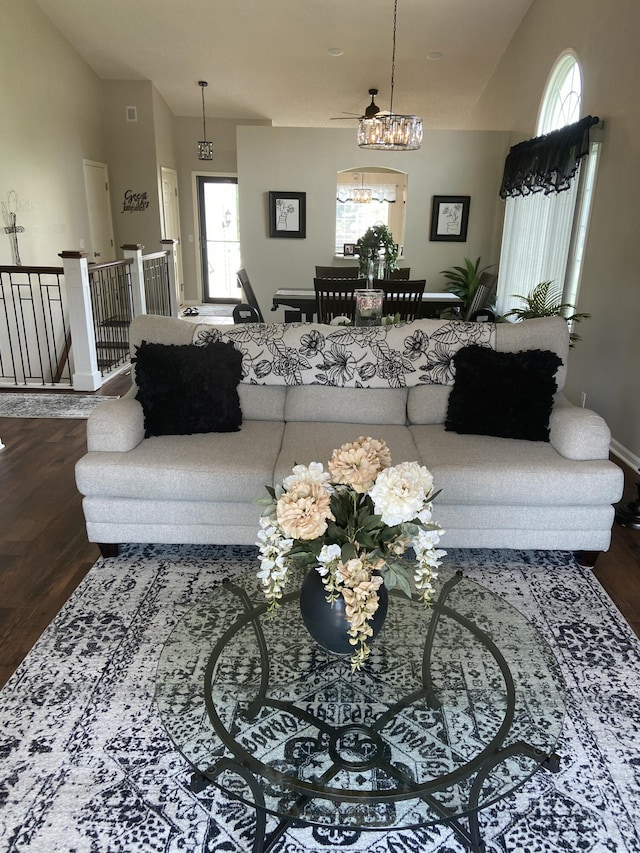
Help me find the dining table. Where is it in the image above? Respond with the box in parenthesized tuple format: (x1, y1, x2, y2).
(271, 287, 464, 321)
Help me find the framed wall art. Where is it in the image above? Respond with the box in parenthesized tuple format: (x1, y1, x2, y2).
(429, 195, 470, 242)
(268, 191, 306, 238)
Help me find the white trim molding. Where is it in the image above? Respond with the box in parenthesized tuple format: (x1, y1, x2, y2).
(610, 438, 640, 473)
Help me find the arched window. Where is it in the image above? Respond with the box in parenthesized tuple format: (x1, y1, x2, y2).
(537, 53, 582, 134)
(496, 52, 598, 319)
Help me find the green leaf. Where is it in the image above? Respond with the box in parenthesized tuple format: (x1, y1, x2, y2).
(342, 542, 358, 562)
(380, 561, 412, 598)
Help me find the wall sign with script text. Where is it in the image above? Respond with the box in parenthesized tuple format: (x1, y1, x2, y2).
(122, 190, 150, 213)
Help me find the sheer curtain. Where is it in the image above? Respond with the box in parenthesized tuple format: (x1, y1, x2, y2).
(496, 180, 579, 315)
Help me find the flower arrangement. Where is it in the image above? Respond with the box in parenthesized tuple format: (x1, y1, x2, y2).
(356, 224, 399, 277)
(257, 437, 445, 669)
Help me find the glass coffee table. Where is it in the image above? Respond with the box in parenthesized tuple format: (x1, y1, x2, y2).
(155, 566, 565, 853)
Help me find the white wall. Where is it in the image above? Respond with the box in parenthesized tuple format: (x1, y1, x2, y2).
(102, 80, 166, 255)
(0, 0, 105, 265)
(236, 126, 510, 322)
(469, 0, 640, 464)
(174, 117, 271, 301)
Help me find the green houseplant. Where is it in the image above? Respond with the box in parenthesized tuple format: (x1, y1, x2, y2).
(440, 256, 495, 314)
(504, 280, 590, 346)
(357, 224, 399, 277)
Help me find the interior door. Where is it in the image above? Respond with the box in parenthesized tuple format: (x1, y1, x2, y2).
(160, 167, 184, 302)
(82, 159, 115, 262)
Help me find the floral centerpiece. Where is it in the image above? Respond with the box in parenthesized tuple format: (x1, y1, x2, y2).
(356, 224, 399, 278)
(257, 437, 445, 669)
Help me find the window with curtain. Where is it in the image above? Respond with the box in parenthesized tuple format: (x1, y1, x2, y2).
(496, 53, 600, 317)
(335, 169, 407, 256)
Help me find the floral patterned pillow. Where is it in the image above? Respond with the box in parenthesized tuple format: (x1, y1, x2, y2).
(193, 320, 495, 389)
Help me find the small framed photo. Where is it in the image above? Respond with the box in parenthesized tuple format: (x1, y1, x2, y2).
(268, 191, 306, 238)
(429, 195, 470, 242)
(343, 242, 357, 257)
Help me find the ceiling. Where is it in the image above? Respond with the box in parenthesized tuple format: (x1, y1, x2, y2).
(34, 0, 534, 129)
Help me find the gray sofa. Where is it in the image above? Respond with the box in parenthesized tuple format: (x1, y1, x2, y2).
(75, 313, 624, 557)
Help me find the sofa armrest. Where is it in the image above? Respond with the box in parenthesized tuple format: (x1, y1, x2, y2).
(86, 398, 145, 452)
(549, 394, 611, 460)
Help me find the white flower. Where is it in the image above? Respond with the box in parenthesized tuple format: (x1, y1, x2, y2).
(256, 517, 294, 605)
(368, 461, 434, 526)
(318, 543, 342, 564)
(282, 462, 332, 492)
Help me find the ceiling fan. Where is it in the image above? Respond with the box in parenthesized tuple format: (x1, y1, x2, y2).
(331, 88, 381, 121)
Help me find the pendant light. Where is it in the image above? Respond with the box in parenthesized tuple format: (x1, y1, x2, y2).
(352, 174, 373, 204)
(197, 81, 214, 161)
(358, 0, 423, 151)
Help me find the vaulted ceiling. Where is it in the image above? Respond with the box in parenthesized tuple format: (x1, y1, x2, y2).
(34, 0, 534, 129)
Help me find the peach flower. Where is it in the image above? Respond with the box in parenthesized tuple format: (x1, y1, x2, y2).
(276, 481, 334, 540)
(328, 436, 391, 493)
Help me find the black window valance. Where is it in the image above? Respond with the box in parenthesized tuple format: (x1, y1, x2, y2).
(499, 115, 599, 199)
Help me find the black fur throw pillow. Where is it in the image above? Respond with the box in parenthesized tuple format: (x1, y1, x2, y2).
(445, 345, 563, 442)
(134, 340, 243, 437)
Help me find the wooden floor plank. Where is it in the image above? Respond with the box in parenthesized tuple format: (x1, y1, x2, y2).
(1, 372, 639, 688)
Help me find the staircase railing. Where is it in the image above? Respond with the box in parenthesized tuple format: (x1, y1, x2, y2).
(0, 241, 178, 389)
(0, 265, 71, 386)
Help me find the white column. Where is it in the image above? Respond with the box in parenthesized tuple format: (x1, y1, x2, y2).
(160, 238, 179, 317)
(59, 251, 102, 391)
(122, 244, 147, 317)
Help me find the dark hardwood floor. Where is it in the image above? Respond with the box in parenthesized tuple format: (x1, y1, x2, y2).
(1, 373, 639, 688)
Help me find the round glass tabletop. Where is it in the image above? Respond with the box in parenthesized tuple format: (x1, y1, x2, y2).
(155, 565, 565, 838)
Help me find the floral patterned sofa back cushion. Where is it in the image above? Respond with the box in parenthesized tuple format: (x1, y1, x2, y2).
(193, 321, 496, 389)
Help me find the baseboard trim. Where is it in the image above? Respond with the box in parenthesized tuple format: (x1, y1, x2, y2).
(610, 439, 640, 474)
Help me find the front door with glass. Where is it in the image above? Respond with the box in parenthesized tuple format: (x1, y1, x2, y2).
(197, 176, 241, 303)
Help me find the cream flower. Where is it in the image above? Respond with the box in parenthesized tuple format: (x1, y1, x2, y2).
(282, 462, 332, 492)
(276, 480, 334, 540)
(368, 461, 434, 526)
(328, 436, 391, 493)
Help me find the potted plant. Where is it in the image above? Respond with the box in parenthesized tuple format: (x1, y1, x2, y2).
(440, 256, 495, 315)
(504, 280, 590, 346)
(357, 224, 399, 278)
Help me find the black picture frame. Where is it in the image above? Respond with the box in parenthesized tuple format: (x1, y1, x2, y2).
(268, 191, 306, 238)
(343, 242, 357, 257)
(429, 195, 470, 242)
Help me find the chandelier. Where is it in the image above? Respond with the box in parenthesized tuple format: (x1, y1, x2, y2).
(197, 81, 214, 161)
(358, 0, 423, 151)
(352, 174, 373, 204)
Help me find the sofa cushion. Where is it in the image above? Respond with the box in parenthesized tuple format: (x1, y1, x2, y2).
(445, 346, 562, 441)
(134, 341, 242, 437)
(238, 384, 287, 421)
(285, 386, 407, 425)
(75, 420, 285, 503)
(495, 317, 568, 390)
(406, 385, 452, 425)
(410, 424, 624, 506)
(274, 422, 421, 486)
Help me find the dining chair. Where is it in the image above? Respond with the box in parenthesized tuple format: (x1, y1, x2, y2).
(387, 268, 411, 280)
(236, 268, 265, 322)
(314, 278, 365, 323)
(375, 279, 426, 320)
(232, 303, 261, 323)
(463, 271, 498, 321)
(315, 266, 360, 279)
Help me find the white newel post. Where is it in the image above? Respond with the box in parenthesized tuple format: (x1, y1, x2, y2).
(122, 244, 147, 317)
(60, 251, 102, 391)
(160, 238, 179, 317)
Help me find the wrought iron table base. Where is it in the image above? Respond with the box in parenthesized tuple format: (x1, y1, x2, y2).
(188, 573, 562, 853)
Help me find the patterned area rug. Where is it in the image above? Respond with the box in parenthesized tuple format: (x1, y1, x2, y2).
(1, 546, 639, 853)
(0, 393, 120, 419)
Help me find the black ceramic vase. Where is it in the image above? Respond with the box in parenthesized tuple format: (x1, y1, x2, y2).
(299, 566, 388, 655)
